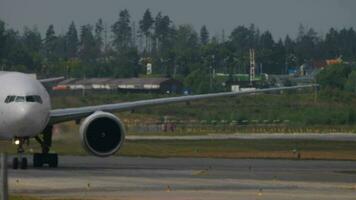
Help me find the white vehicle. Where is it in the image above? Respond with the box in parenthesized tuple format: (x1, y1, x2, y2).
(0, 71, 316, 169)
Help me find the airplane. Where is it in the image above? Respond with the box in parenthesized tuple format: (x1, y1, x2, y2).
(0, 71, 317, 169)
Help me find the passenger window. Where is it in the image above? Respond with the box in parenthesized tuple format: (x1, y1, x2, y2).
(15, 96, 25, 102)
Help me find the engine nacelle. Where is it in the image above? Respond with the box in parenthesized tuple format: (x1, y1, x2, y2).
(79, 111, 126, 157)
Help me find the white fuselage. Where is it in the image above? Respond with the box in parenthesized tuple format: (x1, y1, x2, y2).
(0, 72, 51, 139)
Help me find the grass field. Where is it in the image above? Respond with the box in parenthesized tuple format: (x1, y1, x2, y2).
(110, 140, 356, 160)
(2, 138, 356, 161)
(1, 91, 356, 163)
(50, 91, 356, 131)
(10, 196, 43, 200)
(10, 196, 78, 200)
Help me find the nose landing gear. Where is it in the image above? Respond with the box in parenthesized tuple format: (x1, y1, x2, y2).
(13, 138, 29, 170)
(12, 126, 58, 170)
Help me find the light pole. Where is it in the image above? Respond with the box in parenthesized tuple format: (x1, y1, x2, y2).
(1, 153, 8, 200)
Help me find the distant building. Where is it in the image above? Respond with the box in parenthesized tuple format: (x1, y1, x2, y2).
(53, 77, 183, 94)
(114, 78, 182, 93)
(216, 73, 268, 89)
(312, 60, 327, 69)
(146, 63, 152, 75)
(288, 67, 299, 76)
(326, 57, 343, 66)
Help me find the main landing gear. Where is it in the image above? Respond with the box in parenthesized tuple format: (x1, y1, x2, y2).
(12, 126, 58, 170)
(34, 126, 58, 168)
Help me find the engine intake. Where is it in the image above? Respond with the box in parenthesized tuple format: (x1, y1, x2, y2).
(80, 111, 126, 157)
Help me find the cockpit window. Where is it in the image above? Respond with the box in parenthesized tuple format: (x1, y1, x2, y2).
(26, 96, 36, 102)
(34, 96, 43, 104)
(4, 96, 16, 103)
(4, 95, 42, 104)
(26, 95, 43, 104)
(15, 96, 25, 102)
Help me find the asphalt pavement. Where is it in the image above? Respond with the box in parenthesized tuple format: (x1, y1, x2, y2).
(8, 156, 356, 200)
(127, 133, 356, 141)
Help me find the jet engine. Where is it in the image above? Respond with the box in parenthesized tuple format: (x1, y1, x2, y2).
(79, 111, 126, 157)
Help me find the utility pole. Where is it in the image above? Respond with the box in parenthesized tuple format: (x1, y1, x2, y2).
(249, 49, 256, 86)
(1, 153, 8, 200)
(314, 81, 318, 103)
(210, 55, 215, 92)
(209, 66, 213, 91)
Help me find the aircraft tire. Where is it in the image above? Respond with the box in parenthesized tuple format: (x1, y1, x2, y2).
(33, 153, 58, 168)
(33, 153, 43, 168)
(20, 157, 28, 169)
(12, 157, 19, 169)
(48, 154, 58, 168)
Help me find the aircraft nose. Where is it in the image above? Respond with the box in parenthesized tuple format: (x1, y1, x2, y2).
(17, 103, 29, 115)
(14, 104, 44, 131)
(16, 104, 35, 122)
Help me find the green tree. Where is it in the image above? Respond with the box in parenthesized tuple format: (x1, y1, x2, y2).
(172, 25, 199, 76)
(295, 25, 320, 64)
(139, 9, 154, 52)
(338, 28, 356, 60)
(316, 64, 352, 90)
(112, 9, 132, 52)
(284, 35, 294, 55)
(184, 68, 210, 93)
(200, 25, 209, 45)
(272, 39, 287, 74)
(229, 25, 258, 70)
(95, 18, 104, 50)
(345, 70, 356, 93)
(0, 20, 5, 60)
(79, 24, 98, 76)
(257, 31, 276, 73)
(112, 48, 140, 78)
(44, 25, 57, 61)
(324, 28, 340, 59)
(22, 27, 43, 72)
(66, 21, 79, 59)
(1, 27, 39, 73)
(23, 27, 42, 52)
(154, 12, 172, 54)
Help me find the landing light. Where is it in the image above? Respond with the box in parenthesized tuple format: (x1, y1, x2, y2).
(14, 140, 20, 145)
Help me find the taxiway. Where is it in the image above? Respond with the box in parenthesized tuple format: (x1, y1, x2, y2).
(8, 156, 356, 200)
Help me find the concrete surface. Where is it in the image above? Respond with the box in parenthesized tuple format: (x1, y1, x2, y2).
(8, 156, 356, 200)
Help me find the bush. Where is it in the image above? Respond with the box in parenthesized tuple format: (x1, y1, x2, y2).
(345, 70, 356, 93)
(316, 64, 352, 90)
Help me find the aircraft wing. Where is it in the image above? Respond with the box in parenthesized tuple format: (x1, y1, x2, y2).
(39, 76, 65, 84)
(49, 85, 317, 125)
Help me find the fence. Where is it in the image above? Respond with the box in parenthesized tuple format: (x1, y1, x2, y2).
(125, 120, 355, 134)
(125, 120, 292, 134)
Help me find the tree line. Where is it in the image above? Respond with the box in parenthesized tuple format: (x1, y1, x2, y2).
(0, 9, 356, 82)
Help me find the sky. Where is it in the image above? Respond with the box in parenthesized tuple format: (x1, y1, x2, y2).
(0, 0, 355, 40)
